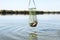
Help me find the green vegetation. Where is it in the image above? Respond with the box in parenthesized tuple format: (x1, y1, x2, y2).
(0, 10, 60, 15)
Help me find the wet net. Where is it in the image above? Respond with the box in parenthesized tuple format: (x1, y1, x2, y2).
(29, 8, 38, 27)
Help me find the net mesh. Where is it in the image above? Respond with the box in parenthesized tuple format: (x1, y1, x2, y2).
(29, 8, 38, 27)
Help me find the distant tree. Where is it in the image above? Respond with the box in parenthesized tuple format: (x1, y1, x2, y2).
(6, 10, 15, 15)
(15, 11, 18, 15)
(0, 11, 1, 14)
(2, 10, 6, 15)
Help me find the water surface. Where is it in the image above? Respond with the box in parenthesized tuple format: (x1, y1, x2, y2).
(0, 14, 60, 40)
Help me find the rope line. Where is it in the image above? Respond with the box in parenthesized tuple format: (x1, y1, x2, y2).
(28, 0, 36, 8)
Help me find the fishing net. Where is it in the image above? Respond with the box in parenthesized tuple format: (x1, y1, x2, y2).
(29, 8, 38, 27)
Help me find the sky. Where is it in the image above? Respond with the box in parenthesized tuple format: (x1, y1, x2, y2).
(0, 0, 60, 11)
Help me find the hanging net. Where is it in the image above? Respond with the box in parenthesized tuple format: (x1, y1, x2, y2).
(28, 0, 38, 27)
(29, 8, 38, 27)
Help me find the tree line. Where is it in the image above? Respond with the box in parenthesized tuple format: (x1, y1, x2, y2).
(0, 10, 60, 15)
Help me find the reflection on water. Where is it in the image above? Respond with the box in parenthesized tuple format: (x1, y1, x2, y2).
(29, 33, 37, 40)
(0, 14, 60, 40)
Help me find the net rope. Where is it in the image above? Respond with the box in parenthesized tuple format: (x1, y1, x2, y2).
(28, 0, 36, 8)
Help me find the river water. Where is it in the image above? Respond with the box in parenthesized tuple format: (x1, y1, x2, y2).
(0, 14, 60, 40)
